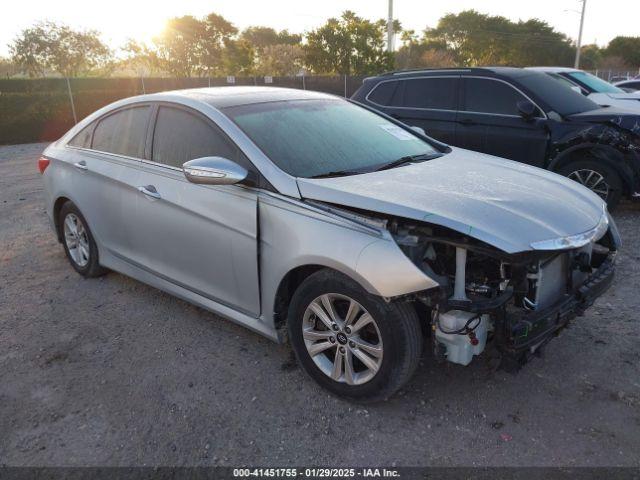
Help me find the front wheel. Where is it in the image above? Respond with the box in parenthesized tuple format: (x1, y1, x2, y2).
(558, 159, 623, 210)
(287, 269, 423, 402)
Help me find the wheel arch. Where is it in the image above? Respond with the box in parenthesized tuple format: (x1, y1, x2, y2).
(549, 143, 634, 195)
(52, 196, 72, 242)
(272, 264, 327, 332)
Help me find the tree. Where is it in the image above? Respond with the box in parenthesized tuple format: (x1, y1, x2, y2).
(240, 27, 301, 49)
(0, 56, 18, 78)
(200, 13, 238, 75)
(149, 14, 237, 77)
(10, 22, 112, 77)
(151, 16, 207, 77)
(605, 37, 640, 68)
(423, 10, 573, 67)
(255, 44, 304, 76)
(223, 39, 255, 75)
(395, 30, 450, 69)
(578, 44, 603, 70)
(304, 11, 394, 75)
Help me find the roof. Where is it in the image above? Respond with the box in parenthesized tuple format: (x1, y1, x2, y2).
(373, 66, 541, 80)
(143, 86, 338, 109)
(526, 67, 579, 73)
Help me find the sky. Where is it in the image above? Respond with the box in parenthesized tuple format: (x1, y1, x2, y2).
(1, 0, 638, 56)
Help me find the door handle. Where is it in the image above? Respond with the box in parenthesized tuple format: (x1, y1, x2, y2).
(137, 185, 161, 199)
(458, 118, 477, 126)
(73, 160, 88, 170)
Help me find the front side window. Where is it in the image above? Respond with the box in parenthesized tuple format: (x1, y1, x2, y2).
(92, 106, 150, 158)
(462, 78, 527, 116)
(224, 99, 440, 178)
(401, 77, 458, 110)
(151, 106, 240, 169)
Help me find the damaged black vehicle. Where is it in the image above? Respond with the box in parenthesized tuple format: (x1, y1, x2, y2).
(352, 67, 640, 209)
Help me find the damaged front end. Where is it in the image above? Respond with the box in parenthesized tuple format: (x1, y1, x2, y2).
(389, 212, 621, 370)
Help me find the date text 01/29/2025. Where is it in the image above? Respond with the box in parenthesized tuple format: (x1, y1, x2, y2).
(232, 468, 400, 478)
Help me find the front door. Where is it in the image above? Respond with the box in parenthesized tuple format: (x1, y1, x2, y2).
(130, 104, 261, 316)
(456, 77, 549, 168)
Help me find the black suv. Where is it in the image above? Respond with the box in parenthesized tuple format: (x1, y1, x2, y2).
(352, 67, 640, 209)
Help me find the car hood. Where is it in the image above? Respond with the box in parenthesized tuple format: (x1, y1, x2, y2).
(587, 93, 640, 113)
(567, 106, 640, 136)
(296, 148, 606, 253)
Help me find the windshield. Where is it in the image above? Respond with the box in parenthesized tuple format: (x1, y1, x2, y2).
(517, 72, 600, 116)
(567, 71, 625, 94)
(224, 99, 440, 178)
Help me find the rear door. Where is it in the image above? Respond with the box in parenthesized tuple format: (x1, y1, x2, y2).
(366, 76, 459, 144)
(64, 105, 152, 261)
(456, 77, 549, 167)
(129, 104, 261, 316)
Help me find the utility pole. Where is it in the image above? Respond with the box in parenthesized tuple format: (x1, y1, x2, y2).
(574, 0, 587, 68)
(387, 0, 394, 52)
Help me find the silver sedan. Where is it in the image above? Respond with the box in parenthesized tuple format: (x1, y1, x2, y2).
(39, 87, 620, 401)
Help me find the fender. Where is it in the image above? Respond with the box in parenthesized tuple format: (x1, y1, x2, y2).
(549, 142, 636, 193)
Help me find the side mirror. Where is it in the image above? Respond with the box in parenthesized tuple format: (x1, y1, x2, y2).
(570, 85, 583, 94)
(183, 156, 248, 186)
(517, 100, 538, 120)
(410, 125, 426, 135)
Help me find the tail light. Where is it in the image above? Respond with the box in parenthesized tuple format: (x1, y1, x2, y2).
(37, 156, 50, 174)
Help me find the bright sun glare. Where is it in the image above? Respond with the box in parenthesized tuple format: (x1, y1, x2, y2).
(99, 11, 168, 48)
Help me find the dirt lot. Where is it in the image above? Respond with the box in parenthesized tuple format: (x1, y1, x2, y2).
(1, 142, 639, 467)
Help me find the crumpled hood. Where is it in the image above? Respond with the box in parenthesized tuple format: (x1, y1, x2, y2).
(568, 106, 640, 137)
(296, 148, 606, 253)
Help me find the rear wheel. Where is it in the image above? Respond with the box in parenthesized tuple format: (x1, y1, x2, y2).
(559, 158, 623, 210)
(287, 269, 422, 402)
(59, 201, 107, 278)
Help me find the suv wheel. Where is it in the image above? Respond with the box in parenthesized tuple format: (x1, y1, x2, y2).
(559, 158, 623, 210)
(287, 269, 422, 402)
(59, 201, 107, 277)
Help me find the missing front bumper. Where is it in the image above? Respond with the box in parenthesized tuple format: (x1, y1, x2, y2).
(498, 253, 616, 371)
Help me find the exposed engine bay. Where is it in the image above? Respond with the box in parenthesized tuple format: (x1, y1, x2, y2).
(389, 218, 619, 369)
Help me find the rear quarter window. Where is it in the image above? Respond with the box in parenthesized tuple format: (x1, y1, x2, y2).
(368, 81, 401, 106)
(67, 123, 94, 148)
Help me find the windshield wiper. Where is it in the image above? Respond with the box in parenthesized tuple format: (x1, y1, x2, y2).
(373, 153, 442, 172)
(309, 169, 366, 179)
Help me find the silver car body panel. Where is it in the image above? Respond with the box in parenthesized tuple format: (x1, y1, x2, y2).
(297, 149, 606, 254)
(43, 87, 609, 342)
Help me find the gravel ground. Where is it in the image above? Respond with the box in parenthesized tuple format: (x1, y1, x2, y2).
(1, 142, 639, 467)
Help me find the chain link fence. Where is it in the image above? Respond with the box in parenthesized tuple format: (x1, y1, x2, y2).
(587, 69, 640, 82)
(0, 75, 366, 145)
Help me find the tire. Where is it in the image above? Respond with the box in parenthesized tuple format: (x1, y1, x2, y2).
(287, 269, 423, 402)
(558, 157, 623, 211)
(59, 201, 107, 278)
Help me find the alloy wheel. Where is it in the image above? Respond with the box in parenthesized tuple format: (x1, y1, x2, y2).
(63, 213, 90, 267)
(568, 168, 610, 200)
(302, 293, 383, 385)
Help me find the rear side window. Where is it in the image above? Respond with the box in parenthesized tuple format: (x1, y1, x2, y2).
(401, 77, 458, 110)
(462, 78, 526, 116)
(68, 123, 93, 148)
(368, 81, 401, 106)
(151, 106, 242, 169)
(92, 106, 150, 158)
